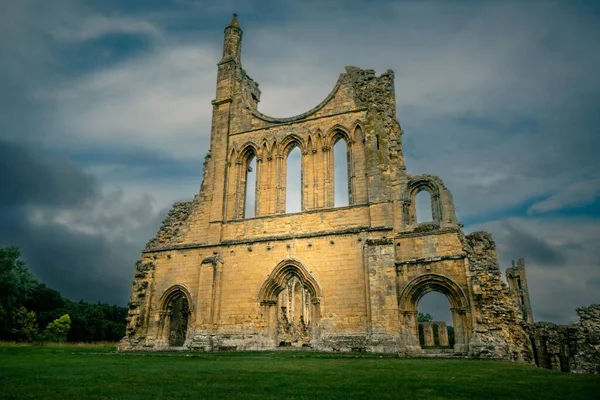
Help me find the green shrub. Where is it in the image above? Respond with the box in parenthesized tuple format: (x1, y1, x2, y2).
(40, 314, 71, 342)
(10, 306, 38, 342)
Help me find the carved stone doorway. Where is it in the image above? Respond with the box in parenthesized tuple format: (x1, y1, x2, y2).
(168, 295, 189, 347)
(158, 285, 193, 348)
(259, 260, 322, 348)
(277, 276, 313, 346)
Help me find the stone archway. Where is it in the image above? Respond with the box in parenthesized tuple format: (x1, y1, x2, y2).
(398, 273, 471, 354)
(158, 285, 193, 347)
(259, 260, 322, 348)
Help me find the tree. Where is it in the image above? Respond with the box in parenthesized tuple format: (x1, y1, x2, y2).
(86, 305, 106, 341)
(1, 247, 128, 343)
(417, 312, 433, 322)
(0, 247, 41, 339)
(41, 314, 71, 342)
(27, 286, 64, 314)
(10, 306, 38, 342)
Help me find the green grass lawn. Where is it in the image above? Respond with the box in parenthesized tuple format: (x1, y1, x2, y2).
(0, 345, 598, 399)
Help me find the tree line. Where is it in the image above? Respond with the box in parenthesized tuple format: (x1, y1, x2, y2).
(0, 247, 128, 342)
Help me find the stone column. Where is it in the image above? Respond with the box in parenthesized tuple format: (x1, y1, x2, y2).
(451, 307, 468, 353)
(423, 323, 435, 346)
(351, 126, 367, 205)
(224, 161, 237, 220)
(303, 149, 314, 211)
(266, 155, 276, 214)
(155, 310, 170, 348)
(437, 322, 449, 346)
(260, 300, 278, 347)
(233, 160, 243, 218)
(323, 146, 333, 207)
(310, 298, 321, 342)
(275, 154, 285, 213)
(365, 239, 400, 351)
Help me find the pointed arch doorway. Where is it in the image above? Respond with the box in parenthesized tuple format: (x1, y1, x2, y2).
(259, 260, 322, 347)
(159, 285, 193, 347)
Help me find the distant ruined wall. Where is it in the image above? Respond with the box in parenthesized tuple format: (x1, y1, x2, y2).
(529, 304, 600, 374)
(465, 231, 533, 362)
(505, 259, 534, 324)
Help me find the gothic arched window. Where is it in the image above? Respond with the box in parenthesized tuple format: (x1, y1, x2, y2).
(244, 154, 257, 218)
(333, 137, 349, 207)
(286, 146, 302, 213)
(415, 190, 433, 223)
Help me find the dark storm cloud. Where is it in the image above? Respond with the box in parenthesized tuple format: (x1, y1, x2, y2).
(501, 220, 566, 267)
(587, 276, 600, 292)
(469, 217, 600, 323)
(0, 140, 97, 208)
(1, 0, 599, 323)
(0, 140, 164, 305)
(0, 207, 134, 305)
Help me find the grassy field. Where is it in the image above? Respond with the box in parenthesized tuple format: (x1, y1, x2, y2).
(0, 345, 598, 399)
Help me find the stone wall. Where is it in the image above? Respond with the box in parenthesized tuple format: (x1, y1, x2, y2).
(464, 231, 533, 362)
(119, 15, 541, 364)
(529, 304, 600, 374)
(145, 200, 194, 251)
(121, 260, 155, 349)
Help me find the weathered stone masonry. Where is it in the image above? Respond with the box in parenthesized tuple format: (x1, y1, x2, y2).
(528, 305, 600, 374)
(119, 14, 544, 361)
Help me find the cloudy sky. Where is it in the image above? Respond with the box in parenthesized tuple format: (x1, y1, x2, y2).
(1, 0, 598, 324)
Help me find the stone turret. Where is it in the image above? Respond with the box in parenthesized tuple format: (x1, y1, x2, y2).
(506, 258, 534, 324)
(221, 13, 242, 64)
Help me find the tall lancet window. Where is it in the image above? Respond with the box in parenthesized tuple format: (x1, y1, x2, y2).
(286, 146, 302, 213)
(333, 138, 349, 207)
(415, 190, 433, 223)
(244, 155, 257, 218)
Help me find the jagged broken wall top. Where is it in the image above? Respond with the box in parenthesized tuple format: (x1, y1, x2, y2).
(465, 231, 533, 362)
(144, 60, 412, 250)
(528, 304, 600, 374)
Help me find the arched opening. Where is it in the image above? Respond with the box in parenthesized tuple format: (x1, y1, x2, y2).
(159, 287, 192, 347)
(398, 273, 470, 354)
(333, 138, 349, 207)
(278, 275, 312, 346)
(403, 177, 453, 228)
(415, 190, 433, 223)
(244, 155, 257, 218)
(259, 260, 322, 348)
(417, 292, 454, 348)
(286, 146, 302, 213)
(168, 295, 189, 346)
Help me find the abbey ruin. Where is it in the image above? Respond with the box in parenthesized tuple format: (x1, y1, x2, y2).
(120, 15, 600, 372)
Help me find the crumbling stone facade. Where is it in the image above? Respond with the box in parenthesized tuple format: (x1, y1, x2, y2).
(528, 305, 600, 374)
(119, 15, 534, 361)
(464, 232, 532, 361)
